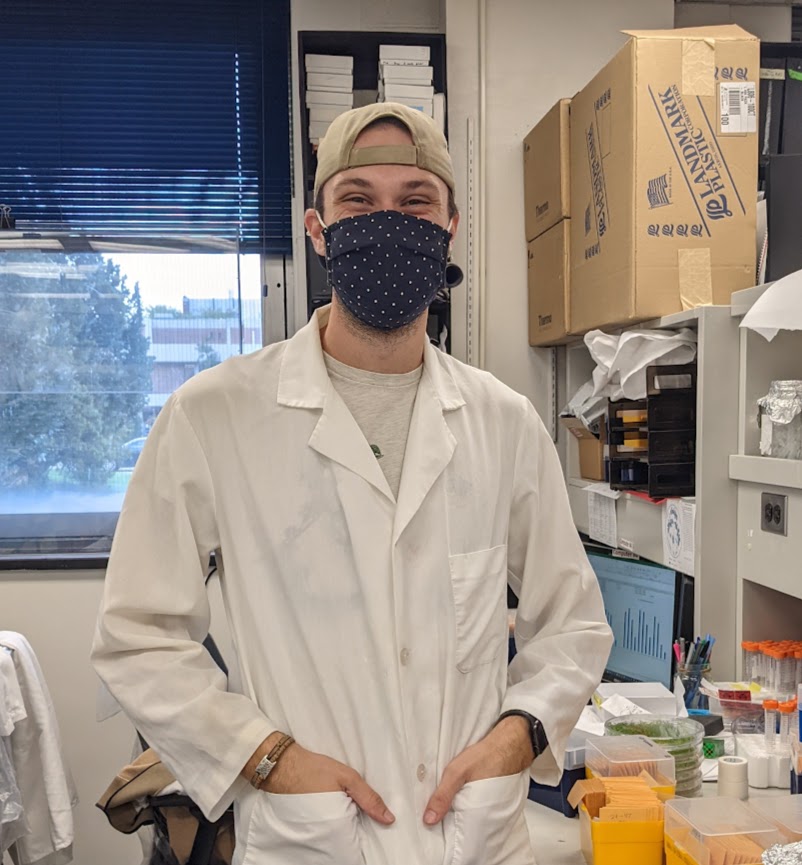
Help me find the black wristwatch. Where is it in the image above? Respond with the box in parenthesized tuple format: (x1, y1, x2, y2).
(497, 710, 549, 759)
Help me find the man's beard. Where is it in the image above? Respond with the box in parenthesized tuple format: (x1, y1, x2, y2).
(333, 290, 427, 346)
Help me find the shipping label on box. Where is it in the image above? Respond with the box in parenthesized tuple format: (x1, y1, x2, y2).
(524, 99, 571, 241)
(570, 25, 759, 334)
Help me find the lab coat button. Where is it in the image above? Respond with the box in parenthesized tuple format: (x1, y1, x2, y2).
(417, 763, 426, 782)
(400, 648, 411, 666)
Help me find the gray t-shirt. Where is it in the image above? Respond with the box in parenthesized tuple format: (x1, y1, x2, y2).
(323, 353, 423, 499)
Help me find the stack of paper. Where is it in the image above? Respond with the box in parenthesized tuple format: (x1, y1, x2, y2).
(377, 44, 444, 130)
(305, 54, 354, 144)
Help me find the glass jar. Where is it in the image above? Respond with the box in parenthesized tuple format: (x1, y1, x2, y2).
(678, 663, 712, 710)
(757, 380, 802, 460)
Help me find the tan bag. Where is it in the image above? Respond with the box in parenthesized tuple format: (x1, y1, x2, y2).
(97, 748, 234, 865)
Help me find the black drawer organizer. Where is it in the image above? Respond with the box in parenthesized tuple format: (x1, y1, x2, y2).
(607, 363, 697, 498)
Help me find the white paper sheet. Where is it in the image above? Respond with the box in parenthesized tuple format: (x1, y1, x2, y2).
(586, 483, 620, 548)
(600, 694, 651, 718)
(741, 269, 802, 341)
(663, 499, 695, 575)
(574, 705, 607, 738)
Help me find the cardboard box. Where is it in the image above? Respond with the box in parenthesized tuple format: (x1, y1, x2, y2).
(524, 99, 571, 241)
(379, 94, 434, 117)
(305, 54, 354, 73)
(379, 44, 430, 63)
(308, 120, 333, 140)
(379, 63, 433, 84)
(528, 219, 572, 346)
(309, 105, 349, 123)
(305, 90, 354, 108)
(570, 25, 759, 334)
(561, 414, 605, 481)
(306, 72, 353, 93)
(433, 93, 445, 133)
(382, 83, 435, 100)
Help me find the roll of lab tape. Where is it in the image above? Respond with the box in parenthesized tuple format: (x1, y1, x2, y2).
(717, 756, 749, 800)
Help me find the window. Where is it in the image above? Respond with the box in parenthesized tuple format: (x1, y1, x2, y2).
(0, 1, 290, 564)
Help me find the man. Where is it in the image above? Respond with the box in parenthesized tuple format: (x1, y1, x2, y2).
(93, 103, 612, 865)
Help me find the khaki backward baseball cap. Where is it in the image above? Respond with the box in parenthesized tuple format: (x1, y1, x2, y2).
(313, 102, 455, 200)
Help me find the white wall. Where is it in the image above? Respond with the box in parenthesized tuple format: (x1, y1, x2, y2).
(445, 0, 675, 419)
(674, 3, 791, 41)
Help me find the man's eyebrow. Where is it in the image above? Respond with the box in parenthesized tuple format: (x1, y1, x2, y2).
(332, 177, 374, 194)
(400, 179, 441, 194)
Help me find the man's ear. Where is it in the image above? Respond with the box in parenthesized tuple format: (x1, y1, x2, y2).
(304, 208, 327, 257)
(447, 210, 460, 245)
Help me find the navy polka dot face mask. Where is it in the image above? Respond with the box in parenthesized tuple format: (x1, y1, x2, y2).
(320, 210, 451, 331)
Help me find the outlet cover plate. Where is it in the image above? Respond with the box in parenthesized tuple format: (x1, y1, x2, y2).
(761, 492, 788, 536)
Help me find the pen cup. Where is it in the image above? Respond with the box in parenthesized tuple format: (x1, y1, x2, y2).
(678, 663, 711, 710)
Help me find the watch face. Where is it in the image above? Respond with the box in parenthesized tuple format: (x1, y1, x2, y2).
(532, 720, 548, 755)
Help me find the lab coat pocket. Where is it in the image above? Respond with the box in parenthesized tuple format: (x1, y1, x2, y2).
(445, 773, 530, 865)
(448, 545, 508, 672)
(241, 791, 363, 865)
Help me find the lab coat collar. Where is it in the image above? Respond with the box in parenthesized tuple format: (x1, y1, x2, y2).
(277, 305, 465, 412)
(277, 305, 465, 515)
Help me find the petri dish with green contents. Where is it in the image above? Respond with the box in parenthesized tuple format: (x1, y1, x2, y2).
(605, 715, 705, 797)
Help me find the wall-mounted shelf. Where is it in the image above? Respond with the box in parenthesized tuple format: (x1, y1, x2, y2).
(729, 454, 802, 490)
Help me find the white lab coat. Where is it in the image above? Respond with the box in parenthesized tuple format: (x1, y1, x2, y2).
(0, 634, 78, 865)
(92, 306, 612, 865)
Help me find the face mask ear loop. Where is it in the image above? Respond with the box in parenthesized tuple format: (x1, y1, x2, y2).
(316, 211, 328, 231)
(444, 221, 463, 289)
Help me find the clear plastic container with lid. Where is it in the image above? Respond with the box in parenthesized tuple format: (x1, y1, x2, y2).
(766, 647, 784, 694)
(755, 643, 771, 688)
(751, 794, 802, 842)
(563, 728, 589, 771)
(664, 798, 776, 865)
(764, 700, 779, 752)
(604, 715, 704, 798)
(780, 650, 798, 697)
(741, 641, 759, 683)
(788, 697, 799, 745)
(780, 701, 796, 750)
(584, 735, 675, 786)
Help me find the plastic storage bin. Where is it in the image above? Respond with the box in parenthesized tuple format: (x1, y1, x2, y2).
(750, 794, 802, 841)
(584, 735, 675, 797)
(664, 798, 776, 865)
(579, 802, 664, 865)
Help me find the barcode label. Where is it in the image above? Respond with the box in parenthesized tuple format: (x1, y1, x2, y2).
(720, 82, 756, 134)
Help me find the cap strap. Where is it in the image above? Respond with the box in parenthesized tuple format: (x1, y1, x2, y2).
(347, 144, 419, 168)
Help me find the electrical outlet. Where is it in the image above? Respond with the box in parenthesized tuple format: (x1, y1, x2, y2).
(761, 492, 788, 536)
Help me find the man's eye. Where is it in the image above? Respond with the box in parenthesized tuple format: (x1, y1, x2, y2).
(405, 199, 429, 206)
(345, 196, 369, 205)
